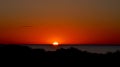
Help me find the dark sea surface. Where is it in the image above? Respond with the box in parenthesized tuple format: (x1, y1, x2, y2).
(27, 44, 120, 54)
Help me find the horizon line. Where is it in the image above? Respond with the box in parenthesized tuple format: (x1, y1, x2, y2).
(0, 44, 120, 46)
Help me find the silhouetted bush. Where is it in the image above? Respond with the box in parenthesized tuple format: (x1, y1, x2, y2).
(0, 45, 119, 66)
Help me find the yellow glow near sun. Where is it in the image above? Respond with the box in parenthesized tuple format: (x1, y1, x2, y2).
(53, 41, 59, 46)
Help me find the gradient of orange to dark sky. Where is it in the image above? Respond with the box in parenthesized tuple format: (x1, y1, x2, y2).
(0, 0, 120, 44)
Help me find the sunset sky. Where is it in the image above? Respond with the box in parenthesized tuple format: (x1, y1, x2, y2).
(0, 0, 120, 44)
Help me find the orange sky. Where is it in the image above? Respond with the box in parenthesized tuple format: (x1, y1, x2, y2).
(0, 0, 120, 44)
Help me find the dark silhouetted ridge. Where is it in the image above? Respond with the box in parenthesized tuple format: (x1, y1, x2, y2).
(0, 45, 119, 66)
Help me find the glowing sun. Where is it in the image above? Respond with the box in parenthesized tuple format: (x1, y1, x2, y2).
(53, 42, 59, 46)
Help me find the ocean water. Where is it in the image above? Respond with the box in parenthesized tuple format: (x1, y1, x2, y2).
(28, 45, 120, 54)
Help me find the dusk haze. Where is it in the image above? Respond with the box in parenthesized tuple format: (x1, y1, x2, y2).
(0, 0, 120, 44)
(1, 0, 120, 66)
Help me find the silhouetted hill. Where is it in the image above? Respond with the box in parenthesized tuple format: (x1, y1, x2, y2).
(0, 45, 119, 66)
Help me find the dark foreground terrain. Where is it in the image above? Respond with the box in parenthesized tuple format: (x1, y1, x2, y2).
(0, 45, 120, 66)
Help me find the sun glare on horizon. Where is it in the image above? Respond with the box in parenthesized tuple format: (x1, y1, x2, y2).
(53, 41, 59, 46)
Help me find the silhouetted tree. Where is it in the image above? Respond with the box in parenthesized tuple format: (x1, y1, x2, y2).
(0, 45, 119, 66)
